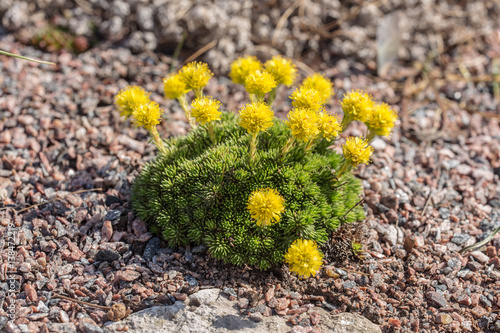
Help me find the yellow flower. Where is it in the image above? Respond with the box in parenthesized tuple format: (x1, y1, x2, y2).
(247, 188, 285, 227)
(229, 56, 262, 85)
(284, 239, 323, 279)
(340, 90, 374, 122)
(244, 70, 277, 96)
(342, 137, 373, 166)
(179, 62, 213, 90)
(365, 103, 398, 137)
(285, 108, 320, 142)
(290, 86, 324, 112)
(238, 102, 274, 134)
(264, 55, 297, 86)
(131, 101, 163, 131)
(163, 74, 189, 100)
(191, 97, 222, 125)
(115, 86, 151, 118)
(302, 74, 334, 103)
(318, 112, 341, 141)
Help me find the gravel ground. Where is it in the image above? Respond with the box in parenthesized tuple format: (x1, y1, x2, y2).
(1, 16, 500, 333)
(1, 0, 500, 72)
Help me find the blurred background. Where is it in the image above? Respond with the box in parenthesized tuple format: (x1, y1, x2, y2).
(1, 0, 499, 76)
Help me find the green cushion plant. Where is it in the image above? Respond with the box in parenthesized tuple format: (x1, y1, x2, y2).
(115, 55, 397, 278)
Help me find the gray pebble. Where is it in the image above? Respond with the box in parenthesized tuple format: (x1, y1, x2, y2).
(192, 245, 207, 253)
(104, 209, 122, 223)
(451, 233, 471, 245)
(94, 249, 121, 262)
(343, 281, 356, 289)
(143, 237, 161, 261)
(184, 275, 198, 287)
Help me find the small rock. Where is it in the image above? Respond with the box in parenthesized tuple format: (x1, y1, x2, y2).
(326, 313, 382, 332)
(309, 312, 321, 325)
(487, 246, 497, 258)
(95, 249, 120, 262)
(388, 318, 401, 327)
(0, 317, 6, 330)
(104, 210, 122, 223)
(25, 284, 37, 302)
(265, 288, 275, 302)
(191, 245, 207, 253)
(467, 261, 483, 271)
(47, 323, 77, 332)
(435, 313, 453, 324)
(471, 306, 488, 317)
(116, 270, 140, 282)
(249, 313, 263, 322)
(189, 289, 219, 307)
(105, 195, 123, 206)
(184, 275, 198, 287)
(343, 281, 356, 289)
(184, 249, 193, 262)
(451, 233, 471, 245)
(457, 295, 472, 306)
(101, 221, 113, 243)
(143, 237, 161, 261)
(325, 266, 340, 279)
(447, 258, 462, 270)
(471, 251, 489, 264)
(174, 293, 187, 301)
(380, 195, 399, 209)
(238, 298, 249, 309)
(426, 291, 447, 308)
(276, 298, 290, 311)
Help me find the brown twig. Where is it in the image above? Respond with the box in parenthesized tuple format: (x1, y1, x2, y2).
(52, 293, 111, 310)
(341, 198, 364, 221)
(0, 188, 103, 214)
(177, 40, 217, 69)
(272, 0, 303, 45)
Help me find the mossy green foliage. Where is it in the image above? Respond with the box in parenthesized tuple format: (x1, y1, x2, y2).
(132, 112, 364, 270)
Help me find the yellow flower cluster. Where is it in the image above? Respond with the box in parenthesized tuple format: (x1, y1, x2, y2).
(131, 101, 164, 131)
(342, 137, 373, 166)
(163, 74, 189, 100)
(191, 97, 221, 125)
(286, 108, 320, 142)
(365, 102, 398, 137)
(290, 86, 324, 112)
(284, 239, 323, 279)
(179, 62, 213, 91)
(264, 55, 297, 87)
(340, 90, 374, 122)
(115, 86, 151, 118)
(244, 70, 277, 97)
(318, 112, 341, 141)
(238, 102, 274, 134)
(229, 56, 262, 85)
(302, 74, 334, 103)
(247, 188, 285, 227)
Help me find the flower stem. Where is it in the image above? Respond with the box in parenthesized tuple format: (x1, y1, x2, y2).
(280, 136, 296, 160)
(304, 139, 315, 153)
(194, 88, 204, 99)
(207, 123, 216, 143)
(336, 160, 352, 179)
(341, 115, 353, 131)
(365, 129, 376, 142)
(149, 126, 168, 155)
(0, 49, 56, 65)
(249, 132, 258, 166)
(178, 95, 197, 128)
(267, 87, 277, 108)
